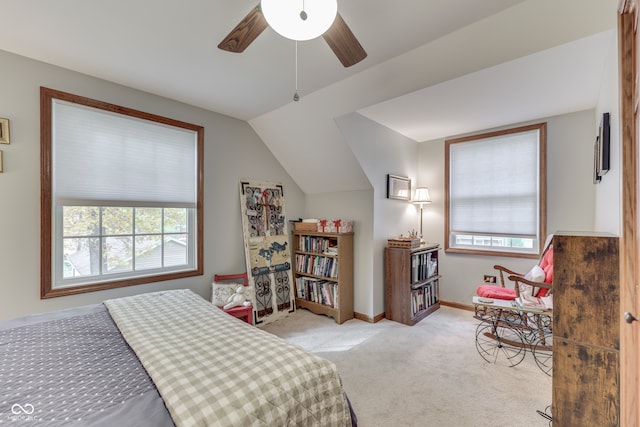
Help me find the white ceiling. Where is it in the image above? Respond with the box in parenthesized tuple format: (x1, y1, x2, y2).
(0, 0, 523, 121)
(358, 30, 614, 142)
(0, 0, 618, 194)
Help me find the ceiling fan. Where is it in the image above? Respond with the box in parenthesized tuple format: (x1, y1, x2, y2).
(218, 1, 367, 68)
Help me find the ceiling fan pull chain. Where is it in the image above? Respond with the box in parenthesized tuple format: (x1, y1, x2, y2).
(300, 0, 307, 21)
(293, 41, 300, 102)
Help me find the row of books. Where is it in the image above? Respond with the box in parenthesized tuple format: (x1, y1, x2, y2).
(411, 252, 438, 283)
(295, 277, 339, 308)
(411, 281, 439, 316)
(297, 235, 339, 254)
(295, 254, 339, 278)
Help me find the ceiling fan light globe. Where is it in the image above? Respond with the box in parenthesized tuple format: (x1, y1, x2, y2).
(261, 0, 337, 41)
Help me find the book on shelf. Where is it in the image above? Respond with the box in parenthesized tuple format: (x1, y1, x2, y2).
(427, 258, 437, 278)
(434, 280, 439, 303)
(295, 254, 339, 278)
(411, 251, 438, 283)
(411, 288, 426, 315)
(298, 235, 332, 253)
(295, 276, 338, 308)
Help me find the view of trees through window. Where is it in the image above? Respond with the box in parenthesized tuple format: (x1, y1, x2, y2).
(41, 87, 203, 298)
(62, 207, 189, 278)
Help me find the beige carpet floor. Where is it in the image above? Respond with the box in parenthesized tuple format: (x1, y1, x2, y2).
(263, 305, 552, 427)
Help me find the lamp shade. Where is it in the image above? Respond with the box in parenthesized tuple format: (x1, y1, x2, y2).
(413, 187, 432, 204)
(261, 0, 338, 41)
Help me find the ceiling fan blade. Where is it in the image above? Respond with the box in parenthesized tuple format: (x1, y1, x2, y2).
(322, 13, 367, 67)
(218, 5, 268, 53)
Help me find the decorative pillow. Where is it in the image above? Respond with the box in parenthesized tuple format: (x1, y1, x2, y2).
(539, 248, 554, 283)
(524, 264, 545, 282)
(211, 283, 253, 307)
(521, 264, 545, 298)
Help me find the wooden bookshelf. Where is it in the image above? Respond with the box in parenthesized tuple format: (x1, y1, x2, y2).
(292, 231, 354, 324)
(385, 243, 440, 325)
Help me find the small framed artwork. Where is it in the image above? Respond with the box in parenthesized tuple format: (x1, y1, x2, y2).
(0, 119, 9, 144)
(386, 174, 411, 200)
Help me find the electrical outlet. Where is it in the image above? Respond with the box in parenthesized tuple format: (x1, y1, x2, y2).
(483, 275, 496, 283)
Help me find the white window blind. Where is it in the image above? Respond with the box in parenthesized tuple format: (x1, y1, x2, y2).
(53, 99, 198, 207)
(449, 129, 539, 237)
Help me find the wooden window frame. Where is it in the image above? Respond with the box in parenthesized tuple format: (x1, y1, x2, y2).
(444, 122, 547, 259)
(40, 87, 204, 298)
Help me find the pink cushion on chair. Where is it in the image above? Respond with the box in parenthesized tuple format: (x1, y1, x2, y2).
(539, 247, 554, 283)
(537, 287, 549, 298)
(476, 285, 517, 300)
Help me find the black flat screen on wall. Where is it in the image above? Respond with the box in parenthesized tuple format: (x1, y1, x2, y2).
(599, 112, 610, 175)
(594, 112, 610, 183)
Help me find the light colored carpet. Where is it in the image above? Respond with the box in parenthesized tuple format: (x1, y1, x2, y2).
(263, 306, 552, 427)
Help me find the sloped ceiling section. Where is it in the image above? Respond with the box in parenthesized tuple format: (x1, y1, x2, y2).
(0, 0, 523, 121)
(249, 0, 616, 195)
(0, 0, 616, 196)
(358, 30, 615, 143)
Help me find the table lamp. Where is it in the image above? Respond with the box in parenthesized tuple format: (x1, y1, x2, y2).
(412, 187, 432, 245)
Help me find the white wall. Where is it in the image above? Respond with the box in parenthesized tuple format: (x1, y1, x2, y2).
(305, 190, 374, 317)
(334, 113, 419, 318)
(418, 110, 597, 304)
(594, 30, 621, 235)
(320, 109, 602, 314)
(0, 50, 304, 320)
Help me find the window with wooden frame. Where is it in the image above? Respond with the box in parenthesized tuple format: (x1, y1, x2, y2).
(445, 122, 546, 258)
(41, 87, 204, 298)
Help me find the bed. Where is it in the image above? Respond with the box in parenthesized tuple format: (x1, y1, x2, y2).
(0, 289, 356, 426)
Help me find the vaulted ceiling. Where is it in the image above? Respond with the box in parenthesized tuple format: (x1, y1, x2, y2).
(1, 0, 616, 194)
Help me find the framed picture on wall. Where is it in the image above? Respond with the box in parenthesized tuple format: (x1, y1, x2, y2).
(0, 118, 9, 144)
(386, 174, 411, 200)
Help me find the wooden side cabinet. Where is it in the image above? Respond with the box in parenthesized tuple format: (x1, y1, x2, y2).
(385, 244, 440, 326)
(552, 232, 619, 426)
(292, 231, 354, 324)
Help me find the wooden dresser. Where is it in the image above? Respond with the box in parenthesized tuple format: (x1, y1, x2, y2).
(553, 232, 619, 426)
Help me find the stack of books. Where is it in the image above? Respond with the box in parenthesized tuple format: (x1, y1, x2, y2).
(515, 294, 552, 311)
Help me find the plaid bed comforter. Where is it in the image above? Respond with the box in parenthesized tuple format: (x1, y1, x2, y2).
(105, 289, 352, 427)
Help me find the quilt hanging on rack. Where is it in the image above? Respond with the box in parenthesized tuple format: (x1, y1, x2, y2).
(239, 180, 295, 325)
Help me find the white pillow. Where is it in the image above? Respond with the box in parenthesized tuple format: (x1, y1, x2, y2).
(524, 264, 545, 282)
(520, 265, 545, 298)
(211, 282, 253, 307)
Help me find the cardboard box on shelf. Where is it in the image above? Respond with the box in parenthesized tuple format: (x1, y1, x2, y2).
(318, 219, 354, 233)
(294, 220, 319, 231)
